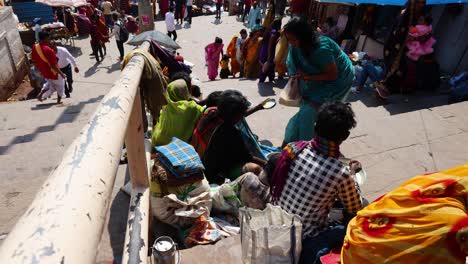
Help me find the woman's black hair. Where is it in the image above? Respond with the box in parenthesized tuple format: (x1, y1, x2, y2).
(272, 19, 282, 31)
(217, 90, 250, 123)
(170, 71, 191, 88)
(283, 16, 320, 56)
(191, 85, 201, 98)
(222, 54, 230, 60)
(215, 37, 223, 44)
(203, 91, 223, 107)
(315, 101, 357, 143)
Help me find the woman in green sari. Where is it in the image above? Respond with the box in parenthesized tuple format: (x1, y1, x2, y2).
(282, 17, 354, 145)
(151, 78, 204, 147)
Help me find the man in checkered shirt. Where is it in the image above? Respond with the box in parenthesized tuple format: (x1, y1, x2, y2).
(275, 101, 363, 263)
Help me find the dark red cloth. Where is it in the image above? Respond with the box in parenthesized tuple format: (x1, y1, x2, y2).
(31, 42, 59, 80)
(90, 24, 102, 45)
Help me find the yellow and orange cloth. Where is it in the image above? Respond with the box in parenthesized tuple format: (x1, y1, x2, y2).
(342, 164, 468, 264)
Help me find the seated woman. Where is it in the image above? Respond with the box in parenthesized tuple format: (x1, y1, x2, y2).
(342, 164, 468, 263)
(151, 74, 204, 147)
(192, 90, 267, 184)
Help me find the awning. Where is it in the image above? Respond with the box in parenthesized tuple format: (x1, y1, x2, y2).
(35, 0, 87, 7)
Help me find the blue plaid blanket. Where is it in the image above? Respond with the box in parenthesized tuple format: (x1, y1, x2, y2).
(155, 137, 205, 177)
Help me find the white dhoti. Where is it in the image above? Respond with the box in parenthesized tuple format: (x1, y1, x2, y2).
(42, 75, 65, 98)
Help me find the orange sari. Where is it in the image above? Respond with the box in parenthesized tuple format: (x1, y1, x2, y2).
(243, 37, 262, 78)
(227, 35, 240, 76)
(342, 164, 468, 264)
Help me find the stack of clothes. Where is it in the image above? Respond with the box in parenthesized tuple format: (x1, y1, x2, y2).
(154, 137, 205, 189)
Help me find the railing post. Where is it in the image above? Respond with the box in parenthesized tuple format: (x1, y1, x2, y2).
(122, 89, 150, 264)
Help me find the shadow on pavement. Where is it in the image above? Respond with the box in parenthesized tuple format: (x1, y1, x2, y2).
(0, 95, 104, 155)
(107, 189, 130, 263)
(347, 88, 449, 116)
(257, 82, 276, 97)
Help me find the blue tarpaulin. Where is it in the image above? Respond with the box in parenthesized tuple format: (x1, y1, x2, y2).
(318, 0, 467, 5)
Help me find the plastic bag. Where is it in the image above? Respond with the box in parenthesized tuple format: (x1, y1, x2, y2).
(152, 190, 212, 228)
(210, 182, 242, 215)
(279, 77, 301, 107)
(240, 204, 303, 264)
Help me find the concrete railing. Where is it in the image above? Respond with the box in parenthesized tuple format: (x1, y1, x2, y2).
(0, 42, 152, 264)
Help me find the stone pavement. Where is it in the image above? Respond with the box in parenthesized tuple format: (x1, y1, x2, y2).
(1, 12, 468, 263)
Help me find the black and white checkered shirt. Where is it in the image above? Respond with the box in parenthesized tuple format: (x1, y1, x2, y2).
(276, 146, 362, 239)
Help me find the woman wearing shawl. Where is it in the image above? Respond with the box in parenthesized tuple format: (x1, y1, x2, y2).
(282, 17, 354, 145)
(374, 0, 426, 100)
(259, 19, 281, 83)
(152, 79, 204, 147)
(247, 2, 262, 29)
(342, 164, 468, 264)
(274, 30, 288, 79)
(227, 35, 241, 77)
(243, 30, 263, 78)
(205, 37, 224, 81)
(96, 12, 109, 55)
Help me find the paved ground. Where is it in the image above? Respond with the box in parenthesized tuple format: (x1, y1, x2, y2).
(1, 13, 468, 263)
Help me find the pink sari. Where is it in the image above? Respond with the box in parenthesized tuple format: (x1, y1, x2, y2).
(205, 43, 224, 80)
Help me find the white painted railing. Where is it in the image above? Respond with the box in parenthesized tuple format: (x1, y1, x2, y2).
(0, 42, 152, 264)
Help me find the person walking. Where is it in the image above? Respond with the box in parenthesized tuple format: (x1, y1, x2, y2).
(90, 16, 105, 62)
(186, 0, 193, 24)
(282, 17, 354, 145)
(165, 6, 177, 41)
(205, 37, 224, 80)
(175, 0, 185, 24)
(110, 13, 125, 60)
(215, 0, 223, 19)
(101, 0, 113, 28)
(53, 44, 79, 98)
(32, 32, 66, 104)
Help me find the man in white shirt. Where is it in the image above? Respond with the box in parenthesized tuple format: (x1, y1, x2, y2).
(52, 44, 79, 98)
(33, 18, 42, 42)
(109, 13, 124, 60)
(165, 6, 177, 41)
(101, 0, 113, 28)
(186, 0, 193, 24)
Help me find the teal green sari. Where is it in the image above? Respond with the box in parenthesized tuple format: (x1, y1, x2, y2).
(284, 36, 354, 143)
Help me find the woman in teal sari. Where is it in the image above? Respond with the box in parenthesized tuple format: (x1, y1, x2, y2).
(283, 17, 354, 145)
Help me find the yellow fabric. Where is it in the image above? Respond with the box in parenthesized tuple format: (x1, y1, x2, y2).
(220, 60, 229, 70)
(122, 49, 168, 124)
(227, 35, 240, 75)
(342, 164, 468, 264)
(262, 4, 274, 30)
(274, 33, 288, 65)
(244, 37, 263, 78)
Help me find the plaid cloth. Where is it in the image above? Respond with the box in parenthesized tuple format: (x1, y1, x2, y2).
(155, 137, 205, 177)
(275, 145, 362, 239)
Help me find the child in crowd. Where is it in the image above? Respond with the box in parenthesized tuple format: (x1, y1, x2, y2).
(220, 54, 231, 79)
(406, 15, 436, 61)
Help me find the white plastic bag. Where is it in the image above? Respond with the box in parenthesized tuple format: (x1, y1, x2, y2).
(210, 182, 242, 214)
(279, 77, 301, 107)
(240, 204, 303, 264)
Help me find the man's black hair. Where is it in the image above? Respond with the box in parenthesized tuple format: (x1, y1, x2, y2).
(240, 29, 247, 35)
(38, 31, 50, 41)
(203, 91, 223, 107)
(217, 90, 250, 123)
(191, 84, 201, 98)
(170, 71, 191, 88)
(315, 101, 356, 143)
(169, 6, 174, 12)
(112, 13, 119, 21)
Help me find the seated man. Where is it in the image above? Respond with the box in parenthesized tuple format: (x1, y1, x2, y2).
(192, 90, 266, 184)
(270, 101, 363, 264)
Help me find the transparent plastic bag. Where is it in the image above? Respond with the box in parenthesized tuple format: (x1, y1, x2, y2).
(279, 77, 301, 107)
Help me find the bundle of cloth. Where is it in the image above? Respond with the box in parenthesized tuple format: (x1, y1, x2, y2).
(151, 137, 211, 227)
(155, 137, 205, 186)
(406, 24, 436, 61)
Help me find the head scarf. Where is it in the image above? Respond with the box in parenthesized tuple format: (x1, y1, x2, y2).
(167, 79, 190, 102)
